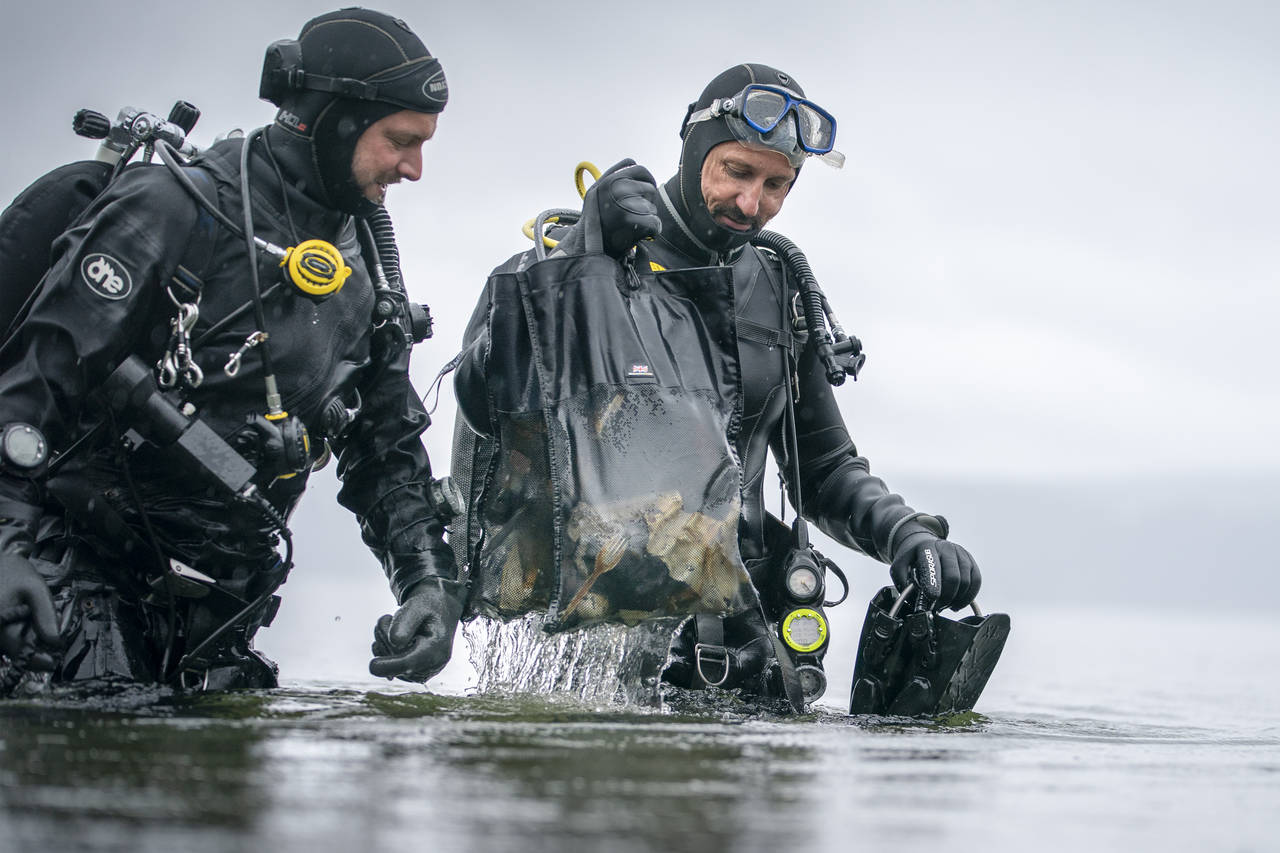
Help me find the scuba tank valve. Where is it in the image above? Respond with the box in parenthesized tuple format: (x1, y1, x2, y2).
(74, 102, 200, 167)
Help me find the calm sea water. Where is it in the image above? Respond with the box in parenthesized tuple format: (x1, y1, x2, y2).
(1, 605, 1277, 853)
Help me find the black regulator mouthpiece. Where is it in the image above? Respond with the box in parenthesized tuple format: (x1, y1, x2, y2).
(374, 290, 433, 344)
(753, 230, 865, 386)
(362, 208, 434, 348)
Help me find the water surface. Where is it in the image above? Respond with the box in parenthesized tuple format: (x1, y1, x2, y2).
(2, 606, 1277, 853)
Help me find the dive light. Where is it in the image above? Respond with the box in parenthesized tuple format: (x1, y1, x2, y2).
(100, 355, 257, 497)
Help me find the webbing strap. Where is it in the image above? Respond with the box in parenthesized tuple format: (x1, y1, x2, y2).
(693, 612, 730, 687)
(736, 317, 794, 351)
(167, 167, 223, 303)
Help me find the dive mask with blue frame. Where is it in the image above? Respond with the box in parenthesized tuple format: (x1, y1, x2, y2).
(685, 83, 845, 169)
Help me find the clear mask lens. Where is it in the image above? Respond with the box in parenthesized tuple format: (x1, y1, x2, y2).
(742, 89, 789, 131)
(685, 83, 841, 167)
(794, 103, 834, 153)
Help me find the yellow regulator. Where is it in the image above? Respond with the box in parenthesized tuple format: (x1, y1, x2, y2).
(281, 239, 351, 297)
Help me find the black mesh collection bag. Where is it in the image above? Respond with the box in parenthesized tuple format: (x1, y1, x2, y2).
(456, 254, 761, 632)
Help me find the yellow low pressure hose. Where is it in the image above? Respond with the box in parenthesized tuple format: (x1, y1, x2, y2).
(522, 161, 601, 249)
(573, 160, 601, 198)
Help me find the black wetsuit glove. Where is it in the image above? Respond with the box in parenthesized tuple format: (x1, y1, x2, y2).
(890, 530, 981, 612)
(0, 552, 62, 663)
(369, 577, 465, 682)
(560, 159, 661, 259)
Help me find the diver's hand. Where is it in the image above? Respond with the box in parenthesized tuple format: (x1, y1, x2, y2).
(576, 159, 661, 259)
(0, 553, 61, 661)
(369, 577, 464, 682)
(0, 550, 62, 671)
(890, 533, 981, 611)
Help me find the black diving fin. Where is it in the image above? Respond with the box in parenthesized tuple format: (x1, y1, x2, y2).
(848, 585, 1010, 717)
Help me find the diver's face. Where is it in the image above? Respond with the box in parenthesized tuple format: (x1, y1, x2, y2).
(350, 110, 439, 204)
(699, 141, 796, 232)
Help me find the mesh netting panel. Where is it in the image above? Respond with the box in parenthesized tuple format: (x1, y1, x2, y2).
(456, 255, 758, 633)
(544, 383, 752, 631)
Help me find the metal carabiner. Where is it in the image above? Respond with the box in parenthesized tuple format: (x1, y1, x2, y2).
(182, 360, 204, 389)
(158, 299, 202, 390)
(225, 331, 268, 377)
(157, 352, 181, 389)
(176, 301, 199, 333)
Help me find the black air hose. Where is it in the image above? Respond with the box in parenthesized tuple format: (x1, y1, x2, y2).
(366, 207, 403, 291)
(172, 494, 294, 678)
(361, 209, 433, 346)
(246, 493, 294, 574)
(753, 230, 848, 386)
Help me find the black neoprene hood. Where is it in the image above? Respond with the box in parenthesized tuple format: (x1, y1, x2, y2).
(263, 8, 447, 216)
(669, 62, 807, 254)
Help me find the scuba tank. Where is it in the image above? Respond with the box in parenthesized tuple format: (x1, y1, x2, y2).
(0, 101, 201, 336)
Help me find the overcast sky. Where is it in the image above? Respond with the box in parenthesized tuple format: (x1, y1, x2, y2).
(3, 1, 1276, 683)
(7, 0, 1275, 479)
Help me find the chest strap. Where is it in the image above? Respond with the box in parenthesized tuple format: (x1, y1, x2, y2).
(736, 317, 794, 352)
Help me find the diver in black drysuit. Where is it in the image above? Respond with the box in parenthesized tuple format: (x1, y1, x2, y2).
(0, 9, 461, 692)
(655, 65, 983, 692)
(455, 63, 982, 698)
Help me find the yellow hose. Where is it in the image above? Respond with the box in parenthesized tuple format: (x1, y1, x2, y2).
(521, 215, 564, 249)
(573, 161, 601, 199)
(521, 161, 602, 249)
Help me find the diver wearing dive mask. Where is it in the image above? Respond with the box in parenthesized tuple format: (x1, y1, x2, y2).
(683, 82, 843, 166)
(451, 62, 982, 710)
